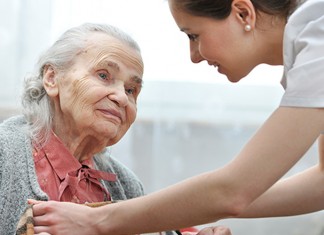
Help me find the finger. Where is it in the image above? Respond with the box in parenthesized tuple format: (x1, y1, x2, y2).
(28, 199, 44, 205)
(212, 226, 232, 235)
(34, 225, 51, 234)
(197, 227, 214, 235)
(197, 226, 232, 235)
(32, 202, 50, 217)
(34, 215, 55, 228)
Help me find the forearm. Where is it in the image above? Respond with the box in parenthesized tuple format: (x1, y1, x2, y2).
(237, 165, 324, 218)
(95, 168, 260, 235)
(96, 108, 323, 234)
(32, 158, 291, 235)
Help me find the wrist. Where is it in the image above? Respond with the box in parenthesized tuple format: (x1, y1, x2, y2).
(93, 203, 119, 235)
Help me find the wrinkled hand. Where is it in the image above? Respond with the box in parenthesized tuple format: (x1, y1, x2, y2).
(182, 226, 232, 235)
(29, 199, 100, 235)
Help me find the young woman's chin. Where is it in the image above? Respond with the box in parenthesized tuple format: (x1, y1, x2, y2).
(225, 74, 244, 83)
(225, 70, 250, 83)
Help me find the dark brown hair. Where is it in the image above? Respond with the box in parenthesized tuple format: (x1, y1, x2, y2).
(172, 0, 297, 20)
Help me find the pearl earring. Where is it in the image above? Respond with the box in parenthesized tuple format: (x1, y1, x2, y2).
(244, 24, 252, 32)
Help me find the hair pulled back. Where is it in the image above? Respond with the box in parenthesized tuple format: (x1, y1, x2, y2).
(172, 0, 298, 20)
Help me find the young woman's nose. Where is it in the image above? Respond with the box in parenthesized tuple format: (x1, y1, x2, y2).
(190, 42, 204, 63)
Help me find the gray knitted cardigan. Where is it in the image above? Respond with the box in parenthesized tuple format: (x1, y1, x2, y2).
(0, 115, 144, 235)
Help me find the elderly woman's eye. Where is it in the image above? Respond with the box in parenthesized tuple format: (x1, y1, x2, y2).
(125, 87, 136, 95)
(98, 71, 109, 80)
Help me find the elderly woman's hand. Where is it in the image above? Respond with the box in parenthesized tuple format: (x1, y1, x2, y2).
(181, 226, 232, 235)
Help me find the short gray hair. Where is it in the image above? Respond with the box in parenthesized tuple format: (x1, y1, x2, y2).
(21, 23, 142, 146)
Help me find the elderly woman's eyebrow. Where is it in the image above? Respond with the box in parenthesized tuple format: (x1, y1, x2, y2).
(95, 60, 120, 71)
(132, 76, 143, 87)
(106, 60, 120, 71)
(107, 60, 143, 86)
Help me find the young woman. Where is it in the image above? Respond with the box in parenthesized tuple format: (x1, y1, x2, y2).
(32, 0, 324, 234)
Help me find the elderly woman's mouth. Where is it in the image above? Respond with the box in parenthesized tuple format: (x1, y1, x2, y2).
(97, 108, 123, 123)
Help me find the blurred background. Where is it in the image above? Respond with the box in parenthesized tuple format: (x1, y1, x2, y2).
(0, 0, 323, 234)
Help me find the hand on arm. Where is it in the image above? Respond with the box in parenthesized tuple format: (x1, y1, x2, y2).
(31, 200, 103, 235)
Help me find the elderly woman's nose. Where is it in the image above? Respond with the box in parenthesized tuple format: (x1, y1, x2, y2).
(108, 83, 128, 106)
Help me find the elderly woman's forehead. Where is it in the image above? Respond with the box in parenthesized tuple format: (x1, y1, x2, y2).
(84, 33, 141, 58)
(86, 32, 128, 49)
(77, 32, 144, 73)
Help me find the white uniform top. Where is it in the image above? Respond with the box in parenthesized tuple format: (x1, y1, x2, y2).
(280, 0, 324, 107)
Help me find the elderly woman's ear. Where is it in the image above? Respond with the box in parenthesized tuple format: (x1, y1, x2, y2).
(43, 64, 59, 97)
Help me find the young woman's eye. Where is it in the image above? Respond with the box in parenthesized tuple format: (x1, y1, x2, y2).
(187, 34, 198, 41)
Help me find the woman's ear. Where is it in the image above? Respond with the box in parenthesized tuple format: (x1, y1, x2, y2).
(43, 64, 59, 97)
(232, 0, 256, 31)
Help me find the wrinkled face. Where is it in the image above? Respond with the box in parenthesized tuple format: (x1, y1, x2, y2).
(47, 33, 143, 146)
(168, 0, 257, 82)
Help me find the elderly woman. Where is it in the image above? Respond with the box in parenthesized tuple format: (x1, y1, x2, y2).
(0, 23, 144, 234)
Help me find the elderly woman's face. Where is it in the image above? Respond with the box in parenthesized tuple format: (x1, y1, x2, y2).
(49, 33, 143, 146)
